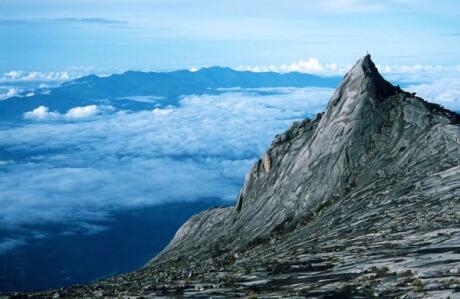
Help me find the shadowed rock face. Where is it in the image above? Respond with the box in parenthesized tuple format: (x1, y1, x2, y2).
(12, 55, 460, 298)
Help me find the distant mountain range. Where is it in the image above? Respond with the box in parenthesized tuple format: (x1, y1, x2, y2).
(0, 67, 341, 121)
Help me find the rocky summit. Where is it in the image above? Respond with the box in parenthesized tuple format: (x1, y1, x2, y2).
(9, 55, 460, 298)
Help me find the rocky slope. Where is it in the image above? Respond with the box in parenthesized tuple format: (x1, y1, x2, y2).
(9, 55, 460, 298)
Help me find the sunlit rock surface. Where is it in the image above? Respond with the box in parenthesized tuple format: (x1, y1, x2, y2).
(9, 55, 460, 298)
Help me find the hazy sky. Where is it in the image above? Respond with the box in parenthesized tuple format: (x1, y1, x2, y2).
(0, 0, 459, 73)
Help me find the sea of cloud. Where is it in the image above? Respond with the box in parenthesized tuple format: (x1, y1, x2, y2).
(0, 87, 332, 253)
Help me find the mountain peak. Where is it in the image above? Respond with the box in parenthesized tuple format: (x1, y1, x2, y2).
(324, 55, 401, 120)
(350, 53, 378, 76)
(356, 53, 373, 70)
(350, 54, 401, 98)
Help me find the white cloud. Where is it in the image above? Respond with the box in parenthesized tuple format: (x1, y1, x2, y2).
(23, 106, 60, 120)
(0, 69, 93, 102)
(238, 58, 460, 78)
(65, 105, 99, 119)
(238, 58, 349, 75)
(1, 70, 70, 82)
(152, 107, 174, 116)
(378, 64, 459, 74)
(0, 67, 95, 84)
(406, 78, 460, 111)
(23, 105, 112, 121)
(0, 87, 20, 100)
(3, 71, 22, 80)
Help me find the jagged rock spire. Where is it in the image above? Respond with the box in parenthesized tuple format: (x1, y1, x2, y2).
(351, 54, 401, 98)
(325, 54, 401, 119)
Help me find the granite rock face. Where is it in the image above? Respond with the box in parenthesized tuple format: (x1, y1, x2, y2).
(12, 55, 460, 298)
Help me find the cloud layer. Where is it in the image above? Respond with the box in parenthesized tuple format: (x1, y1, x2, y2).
(1, 70, 71, 82)
(0, 87, 20, 100)
(0, 87, 333, 252)
(237, 58, 349, 75)
(408, 78, 460, 111)
(238, 58, 460, 78)
(23, 105, 107, 120)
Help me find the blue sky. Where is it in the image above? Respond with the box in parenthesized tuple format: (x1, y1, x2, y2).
(0, 0, 459, 73)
